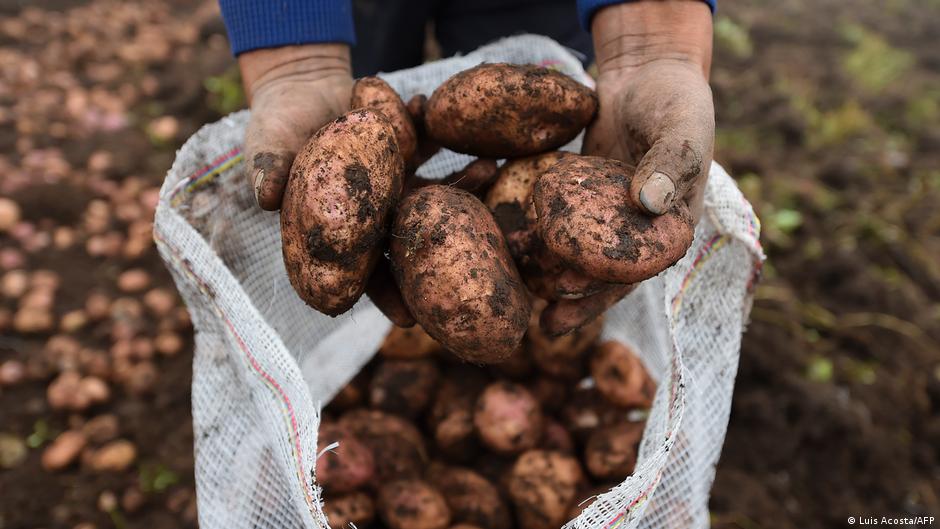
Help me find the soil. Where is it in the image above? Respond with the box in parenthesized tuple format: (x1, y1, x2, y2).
(0, 0, 938, 528)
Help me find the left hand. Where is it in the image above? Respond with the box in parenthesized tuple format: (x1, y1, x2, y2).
(541, 0, 715, 335)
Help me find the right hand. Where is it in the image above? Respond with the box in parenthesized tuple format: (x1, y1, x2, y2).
(239, 44, 354, 210)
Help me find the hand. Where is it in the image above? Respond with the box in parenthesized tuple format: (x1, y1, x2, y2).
(240, 44, 354, 210)
(540, 0, 714, 336)
(583, 0, 714, 219)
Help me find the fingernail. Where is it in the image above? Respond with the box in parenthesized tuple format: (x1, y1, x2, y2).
(253, 168, 265, 203)
(639, 172, 676, 215)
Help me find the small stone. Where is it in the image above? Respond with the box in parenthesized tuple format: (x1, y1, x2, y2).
(89, 439, 136, 472)
(154, 332, 183, 356)
(0, 248, 25, 270)
(1, 270, 29, 298)
(48, 371, 89, 410)
(143, 288, 176, 316)
(79, 376, 110, 404)
(82, 414, 119, 444)
(53, 227, 76, 249)
(148, 116, 179, 142)
(117, 269, 150, 293)
(98, 490, 118, 512)
(42, 430, 87, 471)
(20, 288, 54, 310)
(0, 197, 21, 232)
(0, 359, 25, 386)
(13, 307, 54, 333)
(85, 292, 111, 320)
(30, 270, 60, 290)
(0, 433, 28, 469)
(122, 486, 145, 513)
(123, 362, 157, 396)
(60, 310, 88, 333)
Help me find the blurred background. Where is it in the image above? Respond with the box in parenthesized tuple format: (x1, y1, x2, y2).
(0, 0, 938, 528)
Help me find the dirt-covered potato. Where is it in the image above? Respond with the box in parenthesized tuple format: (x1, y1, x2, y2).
(485, 152, 604, 300)
(539, 283, 635, 338)
(324, 491, 375, 528)
(427, 371, 489, 460)
(369, 359, 440, 417)
(590, 341, 656, 408)
(584, 422, 645, 480)
(378, 479, 452, 529)
(560, 387, 628, 442)
(367, 255, 416, 328)
(526, 376, 568, 413)
(507, 450, 584, 529)
(390, 185, 530, 363)
(281, 109, 404, 316)
(379, 324, 441, 359)
(533, 155, 694, 285)
(340, 409, 427, 481)
(427, 466, 512, 529)
(352, 76, 418, 164)
(527, 298, 602, 378)
(425, 64, 597, 157)
(473, 381, 543, 454)
(538, 418, 574, 453)
(442, 158, 500, 195)
(316, 422, 375, 492)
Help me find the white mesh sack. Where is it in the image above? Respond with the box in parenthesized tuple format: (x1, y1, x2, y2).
(154, 35, 764, 529)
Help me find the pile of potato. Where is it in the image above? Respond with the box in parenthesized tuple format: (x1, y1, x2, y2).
(317, 312, 654, 529)
(280, 63, 694, 362)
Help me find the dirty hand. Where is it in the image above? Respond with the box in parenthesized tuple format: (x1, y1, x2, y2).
(240, 44, 353, 210)
(541, 0, 715, 336)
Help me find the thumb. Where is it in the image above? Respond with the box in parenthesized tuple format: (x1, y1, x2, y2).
(244, 114, 301, 211)
(630, 132, 710, 216)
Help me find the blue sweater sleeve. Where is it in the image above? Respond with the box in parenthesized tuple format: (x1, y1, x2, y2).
(576, 0, 715, 30)
(219, 0, 356, 55)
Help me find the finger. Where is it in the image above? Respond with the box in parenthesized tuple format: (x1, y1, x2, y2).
(244, 112, 301, 210)
(629, 82, 714, 216)
(540, 283, 635, 337)
(365, 257, 416, 328)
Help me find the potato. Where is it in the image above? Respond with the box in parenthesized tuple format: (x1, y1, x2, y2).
(379, 324, 441, 359)
(473, 381, 543, 454)
(507, 450, 584, 529)
(425, 64, 597, 157)
(526, 298, 602, 378)
(560, 387, 628, 442)
(442, 158, 500, 196)
(340, 409, 427, 481)
(427, 366, 490, 459)
(324, 491, 375, 528)
(584, 422, 645, 480)
(390, 185, 530, 363)
(315, 422, 375, 492)
(378, 479, 451, 529)
(325, 377, 365, 414)
(539, 283, 635, 338)
(485, 152, 608, 301)
(427, 466, 512, 529)
(526, 376, 568, 413)
(352, 76, 418, 164)
(533, 155, 694, 285)
(367, 255, 416, 328)
(590, 341, 656, 408)
(369, 359, 440, 418)
(489, 343, 534, 379)
(281, 109, 404, 315)
(539, 418, 575, 453)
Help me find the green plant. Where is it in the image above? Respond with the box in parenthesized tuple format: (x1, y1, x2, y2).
(205, 66, 246, 115)
(714, 16, 753, 59)
(841, 24, 914, 93)
(139, 462, 180, 493)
